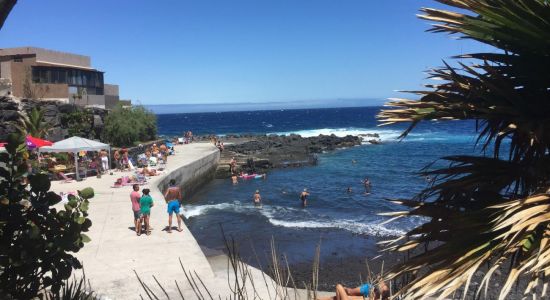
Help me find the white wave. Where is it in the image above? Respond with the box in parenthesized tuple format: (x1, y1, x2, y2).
(184, 203, 238, 218)
(185, 202, 406, 237)
(271, 127, 403, 141)
(267, 218, 406, 237)
(269, 127, 478, 145)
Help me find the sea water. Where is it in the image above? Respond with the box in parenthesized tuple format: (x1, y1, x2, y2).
(155, 107, 480, 264)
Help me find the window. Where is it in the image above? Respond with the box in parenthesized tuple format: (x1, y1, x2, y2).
(13, 56, 22, 62)
(31, 66, 104, 91)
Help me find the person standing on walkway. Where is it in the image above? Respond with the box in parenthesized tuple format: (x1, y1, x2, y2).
(130, 184, 142, 235)
(164, 179, 184, 233)
(140, 188, 154, 236)
(100, 150, 109, 174)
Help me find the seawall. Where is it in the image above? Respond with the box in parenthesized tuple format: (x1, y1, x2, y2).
(157, 148, 219, 200)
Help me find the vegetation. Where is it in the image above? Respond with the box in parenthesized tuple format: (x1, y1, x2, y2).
(61, 109, 95, 139)
(377, 0, 550, 299)
(0, 133, 94, 299)
(0, 0, 17, 31)
(102, 104, 157, 147)
(17, 107, 53, 138)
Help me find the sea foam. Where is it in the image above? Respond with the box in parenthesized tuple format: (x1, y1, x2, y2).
(184, 202, 405, 237)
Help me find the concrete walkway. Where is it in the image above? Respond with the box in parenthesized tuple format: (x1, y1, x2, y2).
(51, 143, 231, 299)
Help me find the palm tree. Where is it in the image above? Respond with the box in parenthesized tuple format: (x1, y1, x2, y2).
(0, 0, 17, 31)
(377, 1, 550, 299)
(17, 107, 53, 138)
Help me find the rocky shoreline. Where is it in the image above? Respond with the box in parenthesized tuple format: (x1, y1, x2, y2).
(211, 133, 381, 178)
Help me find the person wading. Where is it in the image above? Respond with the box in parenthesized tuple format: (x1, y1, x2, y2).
(300, 188, 310, 207)
(164, 179, 184, 233)
(253, 190, 262, 205)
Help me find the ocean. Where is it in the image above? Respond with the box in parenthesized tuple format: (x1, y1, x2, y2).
(156, 106, 479, 271)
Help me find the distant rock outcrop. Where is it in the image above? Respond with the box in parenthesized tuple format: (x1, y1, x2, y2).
(215, 134, 366, 177)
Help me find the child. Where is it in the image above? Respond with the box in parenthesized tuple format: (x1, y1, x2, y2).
(140, 188, 154, 236)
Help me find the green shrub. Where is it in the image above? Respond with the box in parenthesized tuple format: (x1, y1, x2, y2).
(0, 133, 94, 299)
(102, 105, 157, 147)
(61, 109, 94, 138)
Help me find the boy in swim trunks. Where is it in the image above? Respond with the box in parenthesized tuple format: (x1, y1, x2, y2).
(164, 179, 184, 233)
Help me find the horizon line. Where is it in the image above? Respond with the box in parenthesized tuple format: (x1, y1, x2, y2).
(143, 97, 387, 107)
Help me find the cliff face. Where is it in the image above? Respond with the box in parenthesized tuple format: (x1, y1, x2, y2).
(0, 96, 108, 141)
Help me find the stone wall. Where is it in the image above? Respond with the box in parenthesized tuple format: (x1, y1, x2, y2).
(0, 95, 107, 141)
(157, 148, 220, 200)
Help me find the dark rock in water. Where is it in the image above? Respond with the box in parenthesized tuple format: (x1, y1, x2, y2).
(368, 139, 382, 145)
(217, 134, 364, 177)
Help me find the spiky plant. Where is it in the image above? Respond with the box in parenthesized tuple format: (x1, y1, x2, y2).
(17, 107, 53, 138)
(377, 1, 550, 299)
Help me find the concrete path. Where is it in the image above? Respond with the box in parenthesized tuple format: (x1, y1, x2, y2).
(51, 143, 231, 299)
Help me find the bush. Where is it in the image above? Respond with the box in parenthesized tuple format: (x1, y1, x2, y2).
(61, 109, 94, 139)
(0, 133, 94, 299)
(102, 105, 157, 147)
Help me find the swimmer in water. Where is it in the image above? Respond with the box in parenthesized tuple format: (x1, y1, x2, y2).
(253, 190, 261, 205)
(363, 178, 371, 194)
(300, 188, 310, 207)
(231, 174, 238, 184)
(352, 160, 357, 164)
(347, 187, 352, 193)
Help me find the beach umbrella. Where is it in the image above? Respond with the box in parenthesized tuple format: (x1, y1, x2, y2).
(26, 135, 53, 149)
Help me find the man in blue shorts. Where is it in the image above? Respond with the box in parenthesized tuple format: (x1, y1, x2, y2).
(164, 179, 184, 233)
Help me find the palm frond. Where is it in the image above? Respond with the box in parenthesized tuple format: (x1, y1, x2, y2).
(378, 0, 550, 299)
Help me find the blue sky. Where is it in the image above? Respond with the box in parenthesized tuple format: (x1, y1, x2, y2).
(0, 1, 486, 106)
